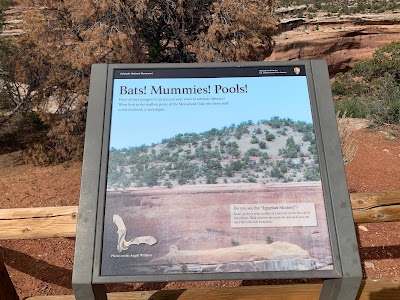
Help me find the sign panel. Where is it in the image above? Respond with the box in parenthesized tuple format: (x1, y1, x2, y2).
(99, 65, 335, 277)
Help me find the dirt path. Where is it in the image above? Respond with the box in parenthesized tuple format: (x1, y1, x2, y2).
(345, 129, 400, 280)
(0, 128, 399, 298)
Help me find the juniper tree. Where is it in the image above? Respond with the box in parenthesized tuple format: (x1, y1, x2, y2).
(2, 0, 278, 163)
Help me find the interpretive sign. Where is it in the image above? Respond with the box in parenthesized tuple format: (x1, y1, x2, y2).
(72, 61, 362, 300)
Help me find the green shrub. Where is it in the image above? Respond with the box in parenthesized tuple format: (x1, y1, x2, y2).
(164, 181, 173, 188)
(246, 148, 261, 157)
(308, 143, 317, 156)
(265, 133, 275, 141)
(281, 136, 301, 158)
(277, 128, 288, 136)
(250, 135, 259, 144)
(229, 160, 242, 171)
(304, 166, 320, 181)
(270, 165, 283, 179)
(302, 131, 313, 142)
(224, 165, 234, 177)
(334, 98, 369, 119)
(333, 42, 400, 125)
(284, 176, 294, 183)
(276, 160, 288, 174)
(365, 74, 400, 125)
(206, 173, 218, 184)
(247, 176, 257, 183)
(266, 116, 283, 128)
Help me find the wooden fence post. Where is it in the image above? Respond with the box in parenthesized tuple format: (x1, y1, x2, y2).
(0, 256, 19, 300)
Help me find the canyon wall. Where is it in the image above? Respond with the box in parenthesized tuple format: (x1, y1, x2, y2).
(267, 12, 400, 75)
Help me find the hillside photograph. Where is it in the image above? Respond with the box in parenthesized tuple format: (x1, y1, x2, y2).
(107, 117, 320, 190)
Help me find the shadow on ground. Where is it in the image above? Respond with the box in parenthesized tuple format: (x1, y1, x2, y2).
(0, 246, 72, 289)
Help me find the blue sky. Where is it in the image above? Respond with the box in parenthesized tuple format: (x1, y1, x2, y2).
(109, 76, 313, 149)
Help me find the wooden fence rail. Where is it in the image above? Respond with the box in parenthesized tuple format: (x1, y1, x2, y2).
(1, 190, 400, 299)
(350, 190, 400, 223)
(0, 191, 399, 240)
(0, 206, 77, 240)
(23, 279, 400, 300)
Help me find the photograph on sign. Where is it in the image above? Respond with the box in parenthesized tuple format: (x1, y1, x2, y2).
(100, 66, 334, 276)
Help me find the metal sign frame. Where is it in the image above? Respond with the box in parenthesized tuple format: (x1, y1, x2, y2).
(72, 61, 362, 300)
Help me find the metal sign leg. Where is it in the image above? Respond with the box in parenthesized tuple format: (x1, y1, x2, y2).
(73, 283, 107, 300)
(320, 277, 362, 300)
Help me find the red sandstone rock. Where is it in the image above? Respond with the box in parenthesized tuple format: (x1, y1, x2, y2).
(267, 13, 400, 76)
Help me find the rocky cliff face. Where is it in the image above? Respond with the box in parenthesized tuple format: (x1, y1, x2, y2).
(3, 4, 400, 76)
(267, 12, 400, 76)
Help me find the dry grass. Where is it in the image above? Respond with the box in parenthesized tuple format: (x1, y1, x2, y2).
(336, 111, 359, 165)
